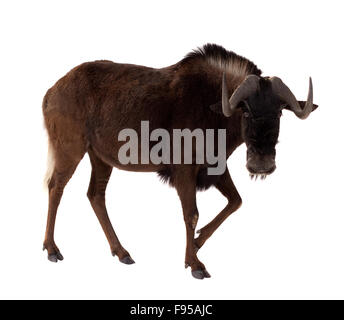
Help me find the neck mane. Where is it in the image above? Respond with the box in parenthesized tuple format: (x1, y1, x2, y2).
(180, 43, 262, 79)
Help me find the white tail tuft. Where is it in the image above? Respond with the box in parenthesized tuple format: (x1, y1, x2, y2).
(44, 139, 55, 189)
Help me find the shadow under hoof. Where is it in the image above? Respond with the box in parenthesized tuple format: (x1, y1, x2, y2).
(48, 252, 64, 263)
(191, 269, 211, 280)
(120, 256, 135, 265)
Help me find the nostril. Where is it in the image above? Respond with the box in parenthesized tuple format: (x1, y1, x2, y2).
(266, 165, 276, 174)
(246, 165, 255, 173)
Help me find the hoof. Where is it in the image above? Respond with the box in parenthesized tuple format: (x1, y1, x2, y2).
(48, 252, 64, 263)
(191, 269, 211, 280)
(120, 256, 135, 265)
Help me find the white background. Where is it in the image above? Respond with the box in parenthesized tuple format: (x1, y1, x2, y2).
(0, 0, 343, 299)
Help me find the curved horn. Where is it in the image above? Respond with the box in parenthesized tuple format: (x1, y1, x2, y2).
(222, 73, 260, 117)
(270, 77, 313, 119)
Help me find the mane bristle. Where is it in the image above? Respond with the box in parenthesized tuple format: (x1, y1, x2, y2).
(181, 43, 262, 77)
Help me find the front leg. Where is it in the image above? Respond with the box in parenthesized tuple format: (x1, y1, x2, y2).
(195, 167, 242, 250)
(175, 167, 211, 280)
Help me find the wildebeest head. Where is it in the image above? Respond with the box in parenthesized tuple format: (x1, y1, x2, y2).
(220, 74, 317, 179)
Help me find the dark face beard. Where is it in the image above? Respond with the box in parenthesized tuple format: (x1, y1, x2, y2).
(249, 173, 268, 180)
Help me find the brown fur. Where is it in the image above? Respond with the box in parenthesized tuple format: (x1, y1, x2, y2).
(42, 44, 261, 277)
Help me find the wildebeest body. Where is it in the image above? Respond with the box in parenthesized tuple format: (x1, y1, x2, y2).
(42, 44, 316, 279)
(44, 58, 249, 175)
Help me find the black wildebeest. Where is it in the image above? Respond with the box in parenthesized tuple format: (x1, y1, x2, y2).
(42, 44, 317, 279)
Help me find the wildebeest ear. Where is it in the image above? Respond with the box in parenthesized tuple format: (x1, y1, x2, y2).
(209, 101, 223, 114)
(284, 101, 319, 113)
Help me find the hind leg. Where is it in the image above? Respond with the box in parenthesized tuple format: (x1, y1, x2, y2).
(43, 153, 83, 262)
(87, 149, 134, 264)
